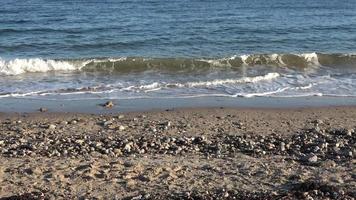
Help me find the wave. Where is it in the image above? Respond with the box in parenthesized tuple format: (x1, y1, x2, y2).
(121, 72, 280, 92)
(0, 58, 79, 75)
(0, 72, 280, 98)
(1, 53, 356, 75)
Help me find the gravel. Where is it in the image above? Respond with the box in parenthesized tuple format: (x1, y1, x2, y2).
(0, 120, 354, 165)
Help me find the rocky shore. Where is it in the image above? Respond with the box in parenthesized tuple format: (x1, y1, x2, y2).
(0, 107, 355, 199)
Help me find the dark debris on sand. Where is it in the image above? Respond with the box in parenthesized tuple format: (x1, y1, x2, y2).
(0, 192, 45, 200)
(0, 122, 354, 165)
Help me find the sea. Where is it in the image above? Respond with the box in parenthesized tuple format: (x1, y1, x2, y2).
(1, 0, 356, 102)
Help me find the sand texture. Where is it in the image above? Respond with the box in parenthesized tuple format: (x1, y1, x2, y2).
(0, 107, 355, 199)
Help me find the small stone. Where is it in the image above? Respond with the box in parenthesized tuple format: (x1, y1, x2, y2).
(280, 142, 286, 152)
(48, 124, 56, 130)
(333, 147, 340, 152)
(313, 119, 323, 124)
(95, 142, 103, 147)
(19, 138, 27, 143)
(348, 151, 353, 157)
(321, 142, 328, 149)
(165, 121, 171, 127)
(124, 142, 133, 152)
(39, 107, 47, 112)
(0, 140, 4, 145)
(75, 139, 85, 145)
(114, 149, 122, 155)
(267, 143, 275, 150)
(306, 154, 318, 163)
(131, 195, 143, 200)
(118, 125, 126, 131)
(321, 160, 336, 168)
(103, 121, 112, 127)
(331, 176, 344, 183)
(313, 146, 320, 152)
(103, 101, 114, 108)
(118, 115, 125, 119)
(347, 129, 353, 136)
(314, 126, 321, 133)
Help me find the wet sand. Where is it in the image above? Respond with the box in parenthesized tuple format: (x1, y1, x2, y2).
(0, 106, 355, 199)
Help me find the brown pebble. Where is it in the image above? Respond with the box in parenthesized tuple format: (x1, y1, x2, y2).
(39, 107, 47, 112)
(103, 101, 114, 108)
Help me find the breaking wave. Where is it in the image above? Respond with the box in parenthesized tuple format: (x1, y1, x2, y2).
(123, 72, 280, 92)
(1, 53, 356, 75)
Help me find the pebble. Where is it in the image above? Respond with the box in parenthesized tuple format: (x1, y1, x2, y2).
(313, 126, 321, 133)
(48, 124, 56, 130)
(114, 149, 122, 155)
(305, 154, 318, 163)
(39, 107, 47, 112)
(347, 129, 353, 136)
(75, 139, 85, 145)
(0, 118, 353, 165)
(103, 121, 112, 127)
(280, 142, 286, 152)
(313, 119, 323, 125)
(124, 143, 132, 152)
(118, 125, 126, 131)
(348, 151, 353, 157)
(314, 146, 320, 153)
(103, 101, 114, 108)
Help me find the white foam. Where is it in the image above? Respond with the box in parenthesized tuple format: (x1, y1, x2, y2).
(186, 72, 280, 87)
(122, 72, 280, 93)
(301, 52, 320, 66)
(138, 82, 161, 90)
(138, 82, 162, 92)
(274, 54, 287, 66)
(0, 58, 80, 75)
(100, 57, 127, 62)
(0, 90, 45, 98)
(233, 87, 289, 98)
(240, 55, 249, 65)
(197, 58, 231, 67)
(292, 83, 313, 90)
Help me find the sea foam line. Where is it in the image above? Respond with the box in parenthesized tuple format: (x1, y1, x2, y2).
(123, 72, 280, 92)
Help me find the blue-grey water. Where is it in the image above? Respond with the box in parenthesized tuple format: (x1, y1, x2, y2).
(1, 0, 356, 100)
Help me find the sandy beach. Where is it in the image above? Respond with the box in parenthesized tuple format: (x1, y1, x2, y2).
(2, 0, 356, 199)
(0, 106, 355, 199)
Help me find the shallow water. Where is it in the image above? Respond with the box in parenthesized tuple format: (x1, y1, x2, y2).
(1, 0, 356, 100)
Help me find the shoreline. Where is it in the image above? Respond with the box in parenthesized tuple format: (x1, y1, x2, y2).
(0, 106, 355, 199)
(1, 96, 356, 114)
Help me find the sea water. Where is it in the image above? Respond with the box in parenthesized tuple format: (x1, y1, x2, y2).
(1, 0, 356, 100)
